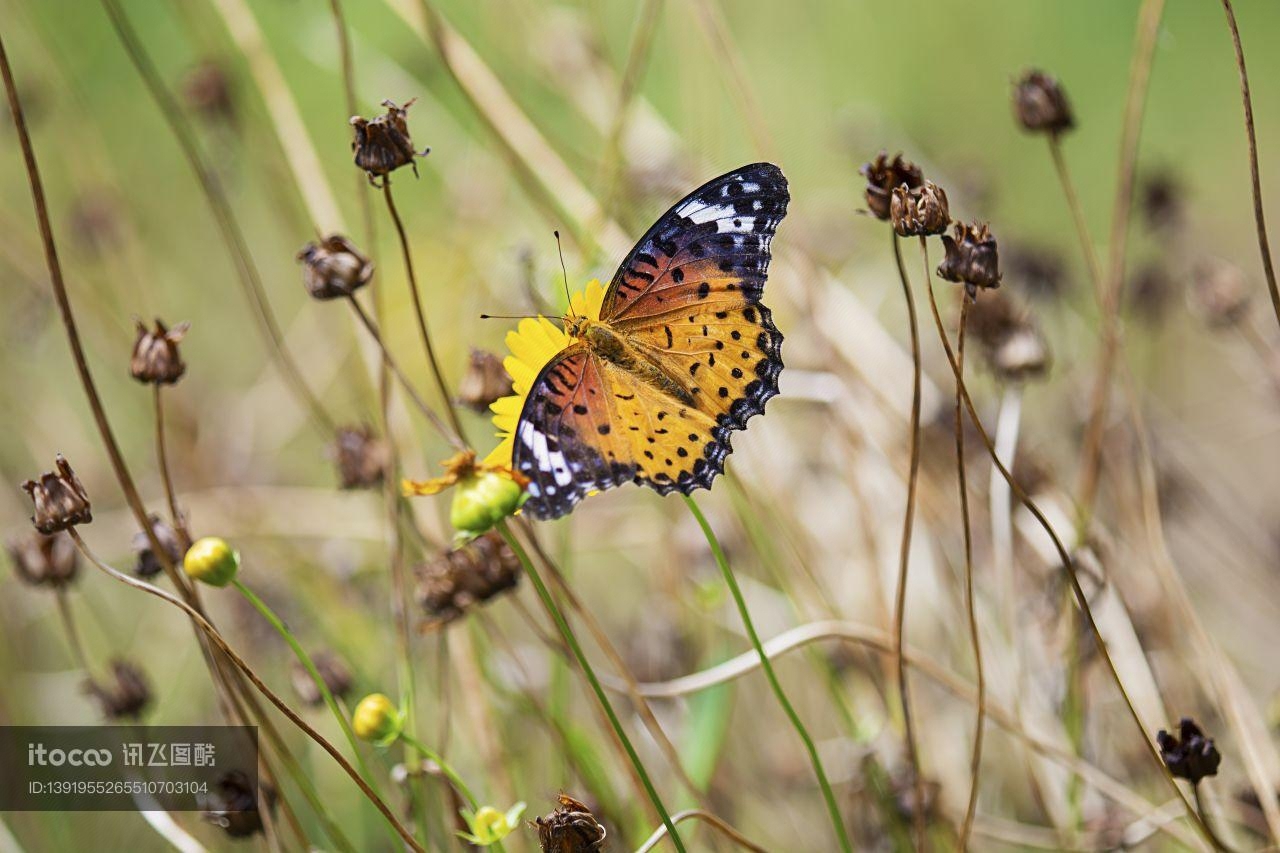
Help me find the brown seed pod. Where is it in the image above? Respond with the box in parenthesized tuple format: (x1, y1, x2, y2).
(535, 794, 607, 852)
(85, 659, 151, 720)
(130, 319, 190, 385)
(7, 530, 78, 588)
(290, 650, 354, 707)
(350, 98, 428, 184)
(22, 455, 92, 535)
(890, 181, 950, 237)
(131, 515, 184, 579)
(414, 532, 521, 628)
(297, 234, 374, 301)
(1012, 69, 1074, 135)
(456, 349, 513, 413)
(328, 425, 389, 490)
(937, 221, 1002, 294)
(859, 151, 923, 221)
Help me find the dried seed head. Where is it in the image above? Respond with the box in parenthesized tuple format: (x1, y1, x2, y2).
(290, 650, 354, 707)
(456, 349, 513, 413)
(85, 659, 151, 720)
(131, 516, 184, 579)
(415, 531, 520, 628)
(67, 192, 122, 257)
(1127, 263, 1175, 325)
(890, 181, 951, 237)
(1192, 259, 1251, 328)
(1157, 718, 1221, 784)
(7, 530, 78, 588)
(1140, 170, 1184, 232)
(859, 152, 923, 221)
(350, 98, 428, 183)
(328, 425, 388, 490)
(130, 319, 190, 385)
(22, 455, 92, 534)
(202, 769, 269, 838)
(965, 291, 1050, 382)
(535, 794, 607, 852)
(297, 234, 374, 301)
(1006, 244, 1069, 300)
(183, 61, 236, 124)
(937, 221, 1001, 295)
(1013, 70, 1074, 135)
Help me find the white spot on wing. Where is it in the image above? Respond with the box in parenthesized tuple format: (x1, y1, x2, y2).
(718, 216, 755, 234)
(677, 199, 735, 224)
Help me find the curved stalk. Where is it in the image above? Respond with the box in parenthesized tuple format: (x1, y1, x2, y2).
(682, 494, 852, 853)
(494, 520, 686, 853)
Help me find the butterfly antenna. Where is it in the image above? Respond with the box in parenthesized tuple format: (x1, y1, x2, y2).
(554, 230, 575, 319)
(479, 313, 542, 320)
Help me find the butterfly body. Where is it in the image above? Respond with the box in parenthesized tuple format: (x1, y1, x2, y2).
(512, 163, 789, 520)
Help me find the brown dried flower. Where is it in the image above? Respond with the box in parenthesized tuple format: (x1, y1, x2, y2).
(1158, 718, 1221, 784)
(1006, 244, 1068, 300)
(456, 349, 513, 413)
(350, 98, 428, 184)
(86, 659, 151, 720)
(937, 221, 1001, 295)
(1013, 70, 1074, 135)
(183, 61, 235, 123)
(297, 234, 374, 301)
(1192, 259, 1251, 328)
(890, 181, 950, 237)
(965, 291, 1049, 382)
(859, 152, 923, 221)
(415, 531, 520, 628)
(329, 425, 389, 490)
(290, 650, 354, 707)
(7, 531, 78, 588)
(1140, 170, 1184, 232)
(130, 319, 190, 385)
(535, 794, 607, 852)
(203, 770, 270, 838)
(22, 455, 92, 534)
(132, 516, 184, 579)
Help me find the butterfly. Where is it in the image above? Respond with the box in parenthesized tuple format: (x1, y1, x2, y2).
(514, 163, 789, 520)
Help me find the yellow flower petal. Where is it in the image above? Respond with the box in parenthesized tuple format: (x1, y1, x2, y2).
(481, 284, 595, 469)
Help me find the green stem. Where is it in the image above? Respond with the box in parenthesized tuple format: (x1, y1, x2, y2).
(681, 495, 852, 853)
(231, 579, 402, 849)
(495, 521, 686, 853)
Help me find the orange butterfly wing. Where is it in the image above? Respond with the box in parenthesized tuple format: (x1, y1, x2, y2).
(514, 164, 788, 520)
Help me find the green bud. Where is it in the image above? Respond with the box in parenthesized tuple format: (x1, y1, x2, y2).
(182, 537, 240, 587)
(351, 693, 403, 745)
(449, 472, 525, 537)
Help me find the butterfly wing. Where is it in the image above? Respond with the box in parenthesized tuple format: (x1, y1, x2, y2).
(600, 162, 789, 322)
(605, 162, 788, 487)
(512, 345, 639, 520)
(514, 164, 789, 519)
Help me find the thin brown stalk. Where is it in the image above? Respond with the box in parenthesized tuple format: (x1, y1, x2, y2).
(345, 295, 462, 447)
(97, 0, 335, 438)
(153, 386, 188, 544)
(0, 29, 188, 597)
(1075, 0, 1165, 525)
(636, 809, 768, 853)
(55, 589, 93, 677)
(327, 0, 376, 248)
(949, 292, 985, 850)
(522, 524, 713, 805)
(1219, 0, 1280, 330)
(618, 619, 1202, 850)
(1047, 136, 1105, 308)
(381, 177, 467, 443)
(890, 231, 927, 850)
(917, 264, 1214, 846)
(66, 530, 426, 853)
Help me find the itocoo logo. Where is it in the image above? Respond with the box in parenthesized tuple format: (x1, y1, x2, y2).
(27, 743, 113, 767)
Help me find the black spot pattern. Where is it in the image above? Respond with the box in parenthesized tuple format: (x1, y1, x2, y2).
(513, 165, 789, 518)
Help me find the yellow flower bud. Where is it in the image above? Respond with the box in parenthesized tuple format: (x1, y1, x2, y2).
(459, 802, 525, 846)
(449, 471, 525, 537)
(352, 693, 402, 744)
(182, 537, 240, 588)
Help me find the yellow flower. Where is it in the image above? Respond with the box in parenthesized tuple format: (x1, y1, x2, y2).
(183, 537, 240, 588)
(351, 693, 402, 744)
(458, 802, 526, 846)
(483, 279, 606, 469)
